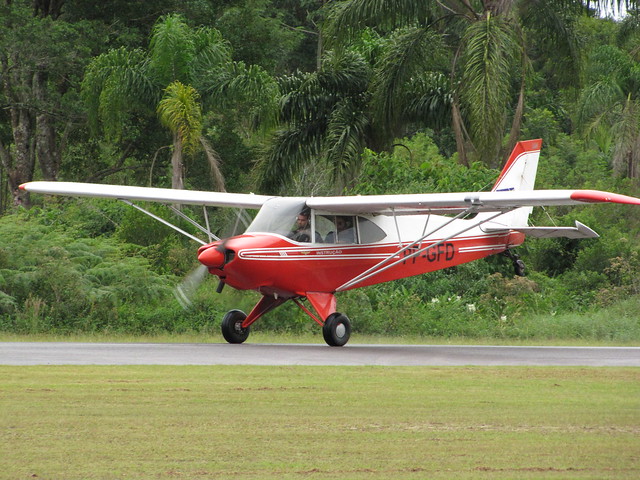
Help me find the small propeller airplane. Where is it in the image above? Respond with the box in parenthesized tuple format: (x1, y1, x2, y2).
(20, 139, 640, 346)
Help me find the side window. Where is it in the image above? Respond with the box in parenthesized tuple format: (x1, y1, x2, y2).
(357, 216, 386, 243)
(318, 215, 357, 244)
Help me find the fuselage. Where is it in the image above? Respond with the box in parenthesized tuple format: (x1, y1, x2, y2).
(197, 198, 525, 297)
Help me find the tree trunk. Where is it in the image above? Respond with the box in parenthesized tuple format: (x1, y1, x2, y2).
(503, 74, 526, 167)
(451, 95, 469, 167)
(34, 69, 61, 181)
(7, 101, 35, 207)
(171, 133, 184, 190)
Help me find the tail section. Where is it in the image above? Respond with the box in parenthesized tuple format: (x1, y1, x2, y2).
(488, 139, 542, 227)
(492, 139, 542, 193)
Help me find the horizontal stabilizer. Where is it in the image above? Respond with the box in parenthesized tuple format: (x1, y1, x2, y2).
(485, 221, 599, 239)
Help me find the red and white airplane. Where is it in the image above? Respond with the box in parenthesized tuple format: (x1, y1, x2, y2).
(20, 139, 640, 346)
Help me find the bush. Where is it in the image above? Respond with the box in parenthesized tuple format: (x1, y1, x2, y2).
(0, 212, 175, 334)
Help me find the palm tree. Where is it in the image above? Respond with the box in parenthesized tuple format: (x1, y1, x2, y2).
(323, 0, 627, 167)
(82, 14, 276, 190)
(258, 49, 373, 193)
(577, 44, 640, 178)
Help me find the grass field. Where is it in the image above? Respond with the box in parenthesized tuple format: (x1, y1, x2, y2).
(1, 365, 638, 479)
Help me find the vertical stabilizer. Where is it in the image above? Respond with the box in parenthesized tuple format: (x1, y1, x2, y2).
(487, 139, 542, 227)
(492, 139, 542, 193)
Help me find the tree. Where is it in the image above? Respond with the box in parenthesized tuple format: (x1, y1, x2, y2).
(82, 13, 277, 190)
(258, 48, 373, 193)
(0, 1, 99, 206)
(576, 44, 640, 178)
(323, 0, 631, 167)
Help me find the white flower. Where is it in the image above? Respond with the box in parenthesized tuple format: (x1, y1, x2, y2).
(500, 315, 508, 322)
(431, 298, 440, 304)
(466, 304, 476, 313)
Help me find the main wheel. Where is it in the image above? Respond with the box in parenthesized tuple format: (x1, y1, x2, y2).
(323, 313, 351, 347)
(221, 309, 250, 344)
(514, 259, 526, 277)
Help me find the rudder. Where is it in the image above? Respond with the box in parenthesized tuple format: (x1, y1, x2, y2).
(489, 139, 542, 227)
(492, 139, 542, 192)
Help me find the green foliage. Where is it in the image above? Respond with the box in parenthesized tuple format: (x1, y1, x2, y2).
(2, 0, 640, 342)
(461, 13, 521, 164)
(157, 81, 203, 155)
(0, 211, 174, 334)
(214, 0, 304, 74)
(351, 132, 497, 195)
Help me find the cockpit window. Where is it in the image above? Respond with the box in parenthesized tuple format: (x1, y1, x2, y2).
(357, 216, 387, 243)
(245, 198, 307, 237)
(316, 214, 387, 244)
(246, 199, 387, 244)
(317, 215, 357, 244)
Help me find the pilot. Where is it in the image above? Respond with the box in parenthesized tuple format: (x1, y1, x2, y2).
(325, 216, 355, 243)
(289, 209, 313, 242)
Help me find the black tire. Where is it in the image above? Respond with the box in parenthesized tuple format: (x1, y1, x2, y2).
(221, 309, 250, 344)
(323, 313, 351, 347)
(514, 259, 526, 277)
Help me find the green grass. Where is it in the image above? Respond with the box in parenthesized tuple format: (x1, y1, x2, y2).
(1, 366, 638, 479)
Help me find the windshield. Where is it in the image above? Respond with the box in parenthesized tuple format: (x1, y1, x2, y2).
(245, 197, 307, 238)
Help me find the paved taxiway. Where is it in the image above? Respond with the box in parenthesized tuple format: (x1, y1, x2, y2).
(1, 342, 639, 366)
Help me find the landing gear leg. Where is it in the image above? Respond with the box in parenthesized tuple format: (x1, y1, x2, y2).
(221, 295, 287, 344)
(503, 250, 526, 276)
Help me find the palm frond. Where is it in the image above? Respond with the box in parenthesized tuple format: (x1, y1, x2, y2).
(611, 95, 640, 176)
(460, 13, 520, 164)
(81, 48, 155, 139)
(325, 97, 370, 181)
(404, 72, 453, 130)
(577, 78, 624, 135)
(199, 137, 226, 192)
(258, 125, 324, 193)
(149, 14, 195, 85)
(371, 26, 445, 142)
(519, 0, 582, 83)
(278, 71, 332, 125)
(157, 81, 203, 155)
(190, 27, 231, 72)
(318, 50, 371, 94)
(323, 0, 439, 46)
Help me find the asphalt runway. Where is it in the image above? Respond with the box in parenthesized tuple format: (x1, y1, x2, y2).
(1, 342, 639, 366)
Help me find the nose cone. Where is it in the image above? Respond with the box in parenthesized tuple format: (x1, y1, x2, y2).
(198, 245, 225, 268)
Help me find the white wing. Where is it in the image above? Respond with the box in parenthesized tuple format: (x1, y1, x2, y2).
(20, 181, 275, 209)
(307, 189, 640, 215)
(21, 182, 640, 215)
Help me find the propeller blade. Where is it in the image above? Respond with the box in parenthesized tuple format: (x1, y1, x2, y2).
(174, 264, 208, 310)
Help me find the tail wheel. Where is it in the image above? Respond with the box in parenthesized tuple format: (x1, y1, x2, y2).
(221, 309, 250, 344)
(323, 313, 351, 347)
(514, 259, 526, 277)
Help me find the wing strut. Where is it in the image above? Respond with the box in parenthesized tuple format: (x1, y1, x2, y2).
(336, 208, 512, 292)
(167, 204, 220, 242)
(120, 199, 208, 245)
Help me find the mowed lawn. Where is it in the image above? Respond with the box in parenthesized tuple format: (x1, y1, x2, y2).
(1, 366, 638, 479)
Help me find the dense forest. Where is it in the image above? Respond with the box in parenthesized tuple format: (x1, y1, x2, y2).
(1, 0, 639, 340)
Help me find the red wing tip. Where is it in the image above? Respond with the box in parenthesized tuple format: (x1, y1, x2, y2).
(571, 190, 640, 205)
(18, 183, 27, 190)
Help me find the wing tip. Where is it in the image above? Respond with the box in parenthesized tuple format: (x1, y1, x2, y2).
(571, 190, 640, 205)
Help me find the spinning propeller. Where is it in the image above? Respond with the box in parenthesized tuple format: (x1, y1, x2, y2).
(175, 208, 250, 309)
